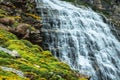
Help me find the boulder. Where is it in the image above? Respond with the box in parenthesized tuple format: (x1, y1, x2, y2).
(0, 17, 15, 25)
(15, 23, 30, 35)
(8, 23, 31, 39)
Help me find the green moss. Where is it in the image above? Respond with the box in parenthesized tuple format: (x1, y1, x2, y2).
(0, 29, 17, 46)
(0, 51, 13, 58)
(0, 58, 15, 66)
(0, 9, 8, 18)
(0, 28, 81, 79)
(12, 21, 19, 27)
(41, 51, 52, 57)
(0, 13, 5, 18)
(0, 9, 6, 14)
(21, 40, 33, 48)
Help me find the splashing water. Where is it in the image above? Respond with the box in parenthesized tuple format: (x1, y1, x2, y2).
(35, 0, 120, 80)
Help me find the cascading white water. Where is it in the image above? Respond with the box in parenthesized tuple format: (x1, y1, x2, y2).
(35, 0, 120, 80)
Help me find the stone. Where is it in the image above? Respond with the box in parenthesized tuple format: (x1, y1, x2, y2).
(0, 47, 21, 58)
(15, 23, 30, 34)
(9, 23, 31, 39)
(1, 66, 25, 78)
(0, 17, 15, 25)
(11, 50, 21, 58)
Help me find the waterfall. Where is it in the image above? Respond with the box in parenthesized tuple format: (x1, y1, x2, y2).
(35, 0, 120, 80)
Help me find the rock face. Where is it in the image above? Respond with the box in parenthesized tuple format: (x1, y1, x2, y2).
(0, 0, 43, 45)
(98, 0, 120, 27)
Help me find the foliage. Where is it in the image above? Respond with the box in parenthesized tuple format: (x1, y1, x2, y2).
(0, 69, 28, 80)
(0, 28, 81, 80)
(25, 13, 41, 20)
(0, 9, 8, 18)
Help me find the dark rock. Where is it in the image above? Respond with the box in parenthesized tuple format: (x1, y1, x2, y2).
(12, 0, 26, 8)
(115, 0, 120, 4)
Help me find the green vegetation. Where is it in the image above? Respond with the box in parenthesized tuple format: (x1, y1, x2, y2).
(0, 28, 82, 80)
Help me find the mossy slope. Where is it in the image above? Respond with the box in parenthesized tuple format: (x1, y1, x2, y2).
(0, 28, 81, 80)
